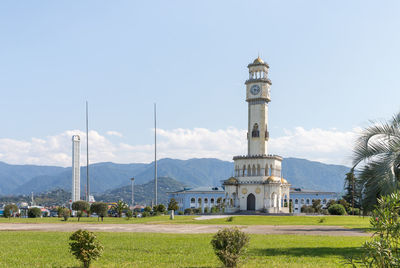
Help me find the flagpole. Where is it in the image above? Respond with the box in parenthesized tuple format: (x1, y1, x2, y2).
(86, 101, 90, 202)
(154, 103, 157, 206)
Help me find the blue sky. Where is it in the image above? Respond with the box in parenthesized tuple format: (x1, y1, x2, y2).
(0, 1, 399, 166)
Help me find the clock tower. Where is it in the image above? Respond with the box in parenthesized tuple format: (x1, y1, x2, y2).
(245, 56, 271, 156)
(223, 57, 290, 213)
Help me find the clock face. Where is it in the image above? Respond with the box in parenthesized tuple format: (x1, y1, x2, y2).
(250, 85, 260, 95)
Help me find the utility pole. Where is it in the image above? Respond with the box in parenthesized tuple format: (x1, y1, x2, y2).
(131, 177, 135, 207)
(86, 101, 90, 202)
(352, 173, 355, 216)
(154, 103, 157, 206)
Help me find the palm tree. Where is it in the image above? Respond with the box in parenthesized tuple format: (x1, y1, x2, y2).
(352, 111, 400, 211)
(113, 200, 128, 217)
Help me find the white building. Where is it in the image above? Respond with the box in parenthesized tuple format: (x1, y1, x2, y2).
(224, 57, 290, 213)
(72, 135, 81, 203)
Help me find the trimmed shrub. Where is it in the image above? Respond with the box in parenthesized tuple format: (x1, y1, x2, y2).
(3, 204, 18, 218)
(155, 204, 166, 213)
(144, 206, 152, 213)
(28, 207, 42, 218)
(142, 211, 150, 217)
(211, 227, 250, 267)
(328, 204, 347, 215)
(69, 229, 103, 268)
(72, 201, 90, 221)
(178, 211, 184, 215)
(301, 205, 314, 213)
(90, 202, 108, 222)
(126, 210, 133, 219)
(184, 208, 193, 215)
(348, 207, 361, 215)
(60, 208, 70, 221)
(204, 207, 209, 214)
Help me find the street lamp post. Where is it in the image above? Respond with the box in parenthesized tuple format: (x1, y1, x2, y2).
(131, 177, 135, 208)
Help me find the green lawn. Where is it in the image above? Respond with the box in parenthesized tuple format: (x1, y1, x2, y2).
(0, 231, 367, 267)
(0, 215, 371, 229)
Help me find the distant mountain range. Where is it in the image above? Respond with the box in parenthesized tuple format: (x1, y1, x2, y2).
(0, 177, 186, 207)
(0, 157, 350, 196)
(94, 177, 187, 206)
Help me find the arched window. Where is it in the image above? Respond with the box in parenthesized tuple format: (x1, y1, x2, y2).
(198, 198, 202, 204)
(295, 199, 298, 204)
(252, 123, 260, 137)
(211, 198, 215, 204)
(252, 165, 256, 176)
(248, 165, 251, 176)
(204, 198, 208, 204)
(190, 198, 195, 203)
(257, 164, 261, 176)
(301, 199, 305, 204)
(306, 199, 310, 205)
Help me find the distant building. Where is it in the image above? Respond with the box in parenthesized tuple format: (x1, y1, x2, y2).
(290, 187, 338, 213)
(168, 186, 338, 214)
(168, 187, 225, 212)
(72, 135, 81, 203)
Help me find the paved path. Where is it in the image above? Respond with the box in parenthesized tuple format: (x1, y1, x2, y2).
(0, 223, 369, 236)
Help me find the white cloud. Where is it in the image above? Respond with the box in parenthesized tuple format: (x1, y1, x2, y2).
(106, 131, 123, 137)
(0, 127, 359, 167)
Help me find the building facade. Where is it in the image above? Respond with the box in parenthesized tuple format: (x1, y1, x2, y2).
(223, 57, 290, 213)
(72, 135, 81, 203)
(168, 187, 225, 212)
(290, 188, 338, 213)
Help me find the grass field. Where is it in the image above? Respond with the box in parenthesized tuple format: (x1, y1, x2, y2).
(0, 215, 371, 229)
(0, 231, 367, 267)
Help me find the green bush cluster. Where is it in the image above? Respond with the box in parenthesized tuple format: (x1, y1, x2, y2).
(69, 229, 103, 268)
(28, 207, 42, 218)
(328, 204, 347, 215)
(211, 227, 250, 267)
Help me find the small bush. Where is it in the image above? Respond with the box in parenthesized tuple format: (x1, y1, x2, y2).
(226, 216, 234, 222)
(192, 208, 201, 214)
(328, 204, 346, 215)
(347, 207, 361, 215)
(142, 211, 150, 217)
(178, 211, 184, 215)
(28, 207, 42, 218)
(155, 204, 166, 213)
(204, 207, 209, 214)
(301, 205, 314, 213)
(211, 206, 218, 214)
(184, 208, 193, 215)
(211, 227, 250, 267)
(144, 206, 152, 213)
(126, 210, 133, 219)
(60, 208, 70, 221)
(69, 229, 103, 268)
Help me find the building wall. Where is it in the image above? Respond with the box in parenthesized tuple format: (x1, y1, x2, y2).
(290, 192, 337, 213)
(169, 192, 226, 212)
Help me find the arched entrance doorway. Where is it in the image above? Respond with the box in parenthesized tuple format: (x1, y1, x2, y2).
(247, 193, 255, 210)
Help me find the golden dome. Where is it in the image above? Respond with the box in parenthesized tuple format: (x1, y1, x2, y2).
(266, 176, 281, 183)
(253, 56, 264, 64)
(281, 178, 288, 184)
(225, 177, 238, 184)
